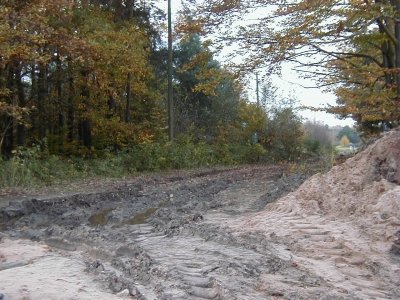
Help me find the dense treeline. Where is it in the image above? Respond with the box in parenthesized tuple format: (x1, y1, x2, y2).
(0, 0, 165, 157)
(0, 0, 273, 161)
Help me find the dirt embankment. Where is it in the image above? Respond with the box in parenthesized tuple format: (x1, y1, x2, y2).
(0, 130, 399, 300)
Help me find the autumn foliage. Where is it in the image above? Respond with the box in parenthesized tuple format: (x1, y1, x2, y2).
(1, 0, 281, 167)
(0, 0, 162, 157)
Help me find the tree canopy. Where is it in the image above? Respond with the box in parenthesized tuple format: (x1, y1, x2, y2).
(178, 0, 400, 133)
(337, 125, 361, 145)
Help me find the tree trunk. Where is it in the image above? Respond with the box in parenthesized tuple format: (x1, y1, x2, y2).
(113, 0, 124, 20)
(376, 0, 399, 124)
(126, 0, 135, 19)
(2, 65, 15, 158)
(16, 65, 26, 146)
(107, 91, 117, 118)
(125, 72, 132, 123)
(79, 120, 92, 148)
(79, 69, 92, 149)
(394, 1, 400, 99)
(56, 52, 65, 151)
(37, 64, 47, 139)
(67, 75, 75, 142)
(1, 118, 13, 159)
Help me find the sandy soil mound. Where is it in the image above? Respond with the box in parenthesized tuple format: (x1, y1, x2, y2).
(231, 129, 400, 299)
(248, 128, 400, 243)
(316, 129, 400, 240)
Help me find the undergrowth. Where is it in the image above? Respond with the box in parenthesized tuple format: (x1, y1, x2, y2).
(0, 141, 268, 188)
(0, 137, 334, 188)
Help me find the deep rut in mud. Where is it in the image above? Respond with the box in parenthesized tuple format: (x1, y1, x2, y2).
(1, 164, 399, 299)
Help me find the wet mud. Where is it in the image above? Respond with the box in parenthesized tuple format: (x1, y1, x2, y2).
(0, 162, 399, 299)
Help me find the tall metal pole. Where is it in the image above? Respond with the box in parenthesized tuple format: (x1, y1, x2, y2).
(167, 0, 174, 141)
(256, 72, 260, 106)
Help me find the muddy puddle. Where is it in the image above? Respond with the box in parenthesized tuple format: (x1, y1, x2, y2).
(125, 207, 158, 225)
(89, 208, 114, 226)
(89, 206, 160, 227)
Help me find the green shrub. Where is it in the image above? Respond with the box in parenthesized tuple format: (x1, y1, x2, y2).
(0, 138, 274, 188)
(0, 146, 79, 187)
(303, 136, 321, 155)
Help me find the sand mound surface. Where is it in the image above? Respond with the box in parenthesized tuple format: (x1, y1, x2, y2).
(231, 129, 400, 299)
(306, 128, 399, 240)
(250, 128, 400, 243)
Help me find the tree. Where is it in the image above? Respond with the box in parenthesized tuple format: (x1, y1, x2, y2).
(236, 101, 267, 144)
(263, 107, 304, 161)
(260, 78, 279, 113)
(303, 120, 333, 150)
(255, 78, 304, 160)
(260, 78, 297, 117)
(178, 0, 400, 133)
(337, 126, 360, 145)
(173, 34, 242, 139)
(326, 30, 400, 133)
(340, 135, 350, 147)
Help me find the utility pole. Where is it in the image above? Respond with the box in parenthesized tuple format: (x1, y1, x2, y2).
(167, 0, 174, 141)
(252, 72, 260, 147)
(256, 72, 260, 106)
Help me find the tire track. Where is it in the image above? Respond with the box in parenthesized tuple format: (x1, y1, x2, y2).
(231, 204, 400, 299)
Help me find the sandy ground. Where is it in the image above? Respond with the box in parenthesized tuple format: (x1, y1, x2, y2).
(0, 130, 399, 299)
(0, 239, 129, 300)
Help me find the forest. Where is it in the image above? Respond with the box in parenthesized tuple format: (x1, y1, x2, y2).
(0, 0, 398, 185)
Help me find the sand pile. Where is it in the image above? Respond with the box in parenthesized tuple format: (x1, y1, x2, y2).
(296, 128, 399, 243)
(228, 129, 400, 299)
(241, 128, 400, 248)
(294, 129, 399, 215)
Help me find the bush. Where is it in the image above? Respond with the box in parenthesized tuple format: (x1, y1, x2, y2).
(303, 136, 321, 155)
(0, 146, 80, 187)
(0, 137, 274, 188)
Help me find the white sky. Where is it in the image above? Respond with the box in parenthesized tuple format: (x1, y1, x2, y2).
(158, 0, 355, 127)
(255, 66, 355, 127)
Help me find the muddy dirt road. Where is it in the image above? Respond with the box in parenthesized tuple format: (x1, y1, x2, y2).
(0, 160, 399, 299)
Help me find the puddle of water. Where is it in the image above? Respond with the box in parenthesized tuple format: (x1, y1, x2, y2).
(88, 208, 114, 226)
(126, 207, 157, 225)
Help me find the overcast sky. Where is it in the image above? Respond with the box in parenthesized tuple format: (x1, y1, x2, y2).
(255, 66, 355, 127)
